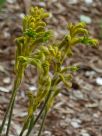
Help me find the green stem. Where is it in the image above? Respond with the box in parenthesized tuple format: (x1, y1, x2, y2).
(0, 77, 19, 134)
(5, 98, 15, 136)
(5, 76, 22, 136)
(37, 109, 47, 136)
(25, 89, 52, 136)
(0, 99, 11, 133)
(0, 66, 23, 135)
(19, 116, 30, 136)
(27, 114, 35, 134)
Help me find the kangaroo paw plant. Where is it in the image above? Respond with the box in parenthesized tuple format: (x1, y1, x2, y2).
(0, 7, 98, 136)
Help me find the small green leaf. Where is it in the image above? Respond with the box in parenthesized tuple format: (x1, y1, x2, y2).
(80, 36, 99, 46)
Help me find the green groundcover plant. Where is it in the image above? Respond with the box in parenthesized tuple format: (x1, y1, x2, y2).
(0, 7, 98, 136)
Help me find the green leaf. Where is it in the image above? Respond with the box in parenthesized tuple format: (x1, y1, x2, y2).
(80, 36, 99, 46)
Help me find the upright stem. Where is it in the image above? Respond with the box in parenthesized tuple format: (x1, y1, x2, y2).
(0, 98, 12, 133)
(37, 109, 47, 136)
(25, 89, 52, 136)
(19, 114, 35, 136)
(5, 98, 15, 136)
(0, 78, 18, 134)
(27, 114, 35, 134)
(0, 67, 23, 135)
(19, 116, 30, 136)
(5, 74, 22, 136)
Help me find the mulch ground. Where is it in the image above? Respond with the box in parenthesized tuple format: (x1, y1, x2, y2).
(0, 0, 102, 136)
